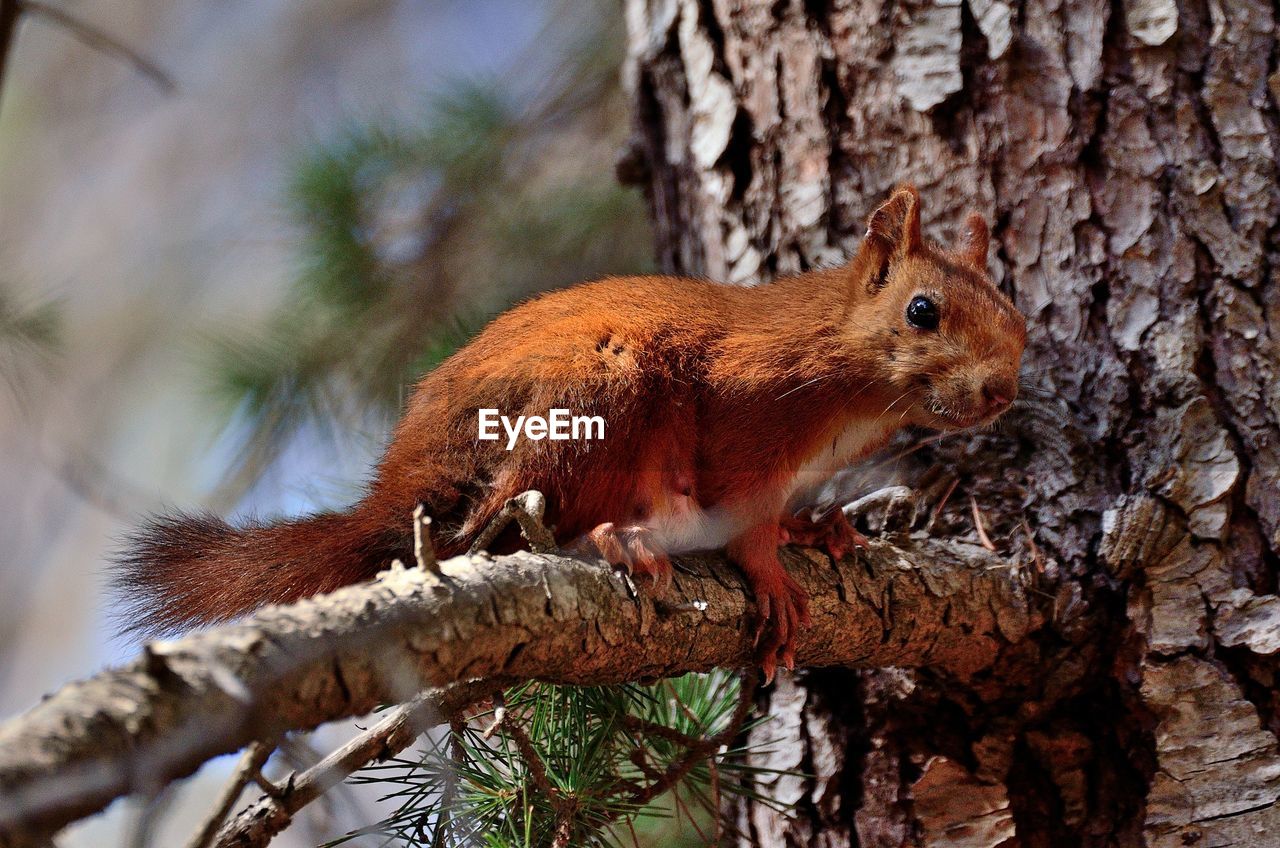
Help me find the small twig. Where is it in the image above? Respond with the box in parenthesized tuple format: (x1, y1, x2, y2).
(481, 693, 583, 846)
(627, 746, 662, 782)
(469, 490, 558, 554)
(551, 796, 576, 848)
(433, 713, 467, 848)
(21, 1, 174, 92)
(274, 735, 358, 829)
(213, 682, 496, 848)
(413, 504, 439, 573)
(621, 670, 757, 813)
(482, 691, 507, 740)
(708, 757, 724, 843)
(927, 475, 960, 531)
(1022, 519, 1044, 573)
(843, 485, 917, 535)
(662, 679, 702, 727)
(969, 493, 997, 551)
(619, 713, 702, 748)
(0, 0, 20, 113)
(248, 771, 282, 800)
(184, 742, 274, 848)
(499, 712, 557, 800)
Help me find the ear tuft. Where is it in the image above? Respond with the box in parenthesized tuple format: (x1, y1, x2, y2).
(866, 184, 922, 259)
(962, 211, 990, 268)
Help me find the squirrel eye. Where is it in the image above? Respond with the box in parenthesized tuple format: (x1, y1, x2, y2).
(906, 295, 940, 330)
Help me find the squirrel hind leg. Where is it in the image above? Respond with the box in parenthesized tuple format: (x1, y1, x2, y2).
(578, 522, 672, 591)
(727, 522, 812, 682)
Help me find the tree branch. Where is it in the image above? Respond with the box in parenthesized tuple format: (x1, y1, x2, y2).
(20, 1, 174, 93)
(0, 0, 174, 114)
(0, 0, 21, 110)
(0, 539, 1041, 846)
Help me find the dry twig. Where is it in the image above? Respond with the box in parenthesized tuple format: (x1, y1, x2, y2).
(212, 688, 490, 848)
(481, 690, 507, 740)
(413, 503, 439, 573)
(969, 492, 997, 551)
(0, 0, 19, 106)
(429, 714, 469, 848)
(928, 475, 961, 531)
(20, 1, 174, 92)
(470, 490, 558, 554)
(184, 742, 274, 848)
(1022, 519, 1044, 573)
(0, 0, 173, 121)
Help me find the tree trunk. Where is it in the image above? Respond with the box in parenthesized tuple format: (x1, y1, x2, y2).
(621, 0, 1280, 845)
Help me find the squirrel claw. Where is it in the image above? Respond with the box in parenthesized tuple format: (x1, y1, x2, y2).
(749, 571, 809, 681)
(759, 654, 778, 684)
(583, 522, 672, 591)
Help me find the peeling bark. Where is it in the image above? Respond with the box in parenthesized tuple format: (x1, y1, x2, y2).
(622, 0, 1280, 844)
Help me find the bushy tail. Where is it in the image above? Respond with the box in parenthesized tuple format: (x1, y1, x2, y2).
(113, 507, 406, 637)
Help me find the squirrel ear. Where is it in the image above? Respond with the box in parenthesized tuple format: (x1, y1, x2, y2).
(866, 184, 922, 259)
(860, 185, 921, 294)
(962, 211, 990, 268)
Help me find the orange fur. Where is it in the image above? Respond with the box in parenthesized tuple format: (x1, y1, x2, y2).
(115, 187, 1026, 676)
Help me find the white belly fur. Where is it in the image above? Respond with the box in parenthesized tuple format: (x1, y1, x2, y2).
(784, 416, 894, 503)
(643, 497, 742, 554)
(642, 416, 893, 553)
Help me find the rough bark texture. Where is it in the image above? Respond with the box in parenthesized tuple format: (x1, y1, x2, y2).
(0, 538, 1030, 847)
(622, 0, 1280, 845)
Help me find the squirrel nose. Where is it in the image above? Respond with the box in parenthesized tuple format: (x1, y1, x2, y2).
(981, 378, 1016, 412)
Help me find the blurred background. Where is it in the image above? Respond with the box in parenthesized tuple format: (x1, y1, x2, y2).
(0, 0, 655, 842)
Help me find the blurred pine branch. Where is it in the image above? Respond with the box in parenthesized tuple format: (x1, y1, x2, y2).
(209, 0, 652, 492)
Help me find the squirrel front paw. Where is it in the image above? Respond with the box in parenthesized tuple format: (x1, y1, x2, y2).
(779, 509, 869, 562)
(581, 522, 672, 591)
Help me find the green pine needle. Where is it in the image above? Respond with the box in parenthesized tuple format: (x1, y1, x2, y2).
(332, 673, 805, 848)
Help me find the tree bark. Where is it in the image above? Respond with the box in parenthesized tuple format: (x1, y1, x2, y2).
(621, 0, 1280, 845)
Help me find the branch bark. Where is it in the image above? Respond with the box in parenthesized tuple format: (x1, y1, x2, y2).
(0, 539, 1038, 846)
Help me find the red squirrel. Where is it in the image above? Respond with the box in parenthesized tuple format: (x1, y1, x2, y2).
(116, 186, 1026, 677)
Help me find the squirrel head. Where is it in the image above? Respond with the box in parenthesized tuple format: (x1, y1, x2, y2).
(848, 185, 1027, 431)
